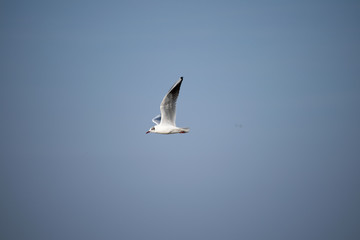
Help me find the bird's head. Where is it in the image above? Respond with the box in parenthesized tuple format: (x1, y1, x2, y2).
(146, 126, 156, 134)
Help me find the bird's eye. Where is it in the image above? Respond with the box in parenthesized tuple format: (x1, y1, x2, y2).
(151, 127, 155, 130)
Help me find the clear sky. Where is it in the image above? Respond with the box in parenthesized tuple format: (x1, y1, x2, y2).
(1, 0, 360, 239)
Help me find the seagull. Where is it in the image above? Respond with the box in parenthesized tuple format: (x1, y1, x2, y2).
(146, 77, 190, 134)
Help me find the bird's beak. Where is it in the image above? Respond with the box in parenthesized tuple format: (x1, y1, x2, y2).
(146, 131, 150, 134)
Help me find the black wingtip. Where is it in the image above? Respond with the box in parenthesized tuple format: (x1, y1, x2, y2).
(180, 76, 183, 80)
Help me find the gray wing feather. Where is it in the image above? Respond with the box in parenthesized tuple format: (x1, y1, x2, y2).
(152, 114, 161, 125)
(160, 77, 183, 126)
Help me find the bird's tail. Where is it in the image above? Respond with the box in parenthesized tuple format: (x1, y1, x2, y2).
(180, 128, 190, 133)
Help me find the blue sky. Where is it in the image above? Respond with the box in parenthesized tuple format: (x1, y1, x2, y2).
(1, 1, 360, 239)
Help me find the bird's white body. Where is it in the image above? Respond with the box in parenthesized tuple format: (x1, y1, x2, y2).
(146, 77, 189, 135)
(152, 125, 190, 134)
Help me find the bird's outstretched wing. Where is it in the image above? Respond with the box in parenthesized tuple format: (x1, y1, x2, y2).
(152, 114, 161, 125)
(160, 77, 183, 126)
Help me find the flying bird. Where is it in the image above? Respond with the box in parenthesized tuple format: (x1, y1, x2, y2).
(146, 77, 190, 134)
